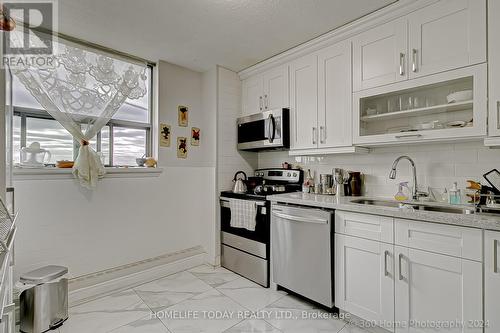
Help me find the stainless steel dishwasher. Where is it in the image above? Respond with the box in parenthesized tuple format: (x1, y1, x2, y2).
(271, 203, 333, 307)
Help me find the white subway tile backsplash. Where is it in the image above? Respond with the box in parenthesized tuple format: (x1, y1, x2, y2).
(257, 141, 500, 197)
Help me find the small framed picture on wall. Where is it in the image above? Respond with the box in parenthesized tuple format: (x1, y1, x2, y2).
(177, 137, 188, 159)
(191, 127, 200, 146)
(178, 105, 188, 127)
(159, 123, 171, 147)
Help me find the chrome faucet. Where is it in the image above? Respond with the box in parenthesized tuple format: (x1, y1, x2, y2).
(389, 155, 427, 201)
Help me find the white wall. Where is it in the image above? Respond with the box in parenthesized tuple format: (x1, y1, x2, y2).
(13, 61, 218, 280)
(217, 67, 258, 191)
(259, 141, 500, 198)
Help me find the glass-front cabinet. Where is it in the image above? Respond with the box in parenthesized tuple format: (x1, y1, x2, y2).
(353, 64, 487, 145)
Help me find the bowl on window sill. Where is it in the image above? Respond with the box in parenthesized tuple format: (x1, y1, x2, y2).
(56, 160, 74, 168)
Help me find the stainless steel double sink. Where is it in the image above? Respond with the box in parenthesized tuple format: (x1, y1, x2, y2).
(350, 199, 475, 215)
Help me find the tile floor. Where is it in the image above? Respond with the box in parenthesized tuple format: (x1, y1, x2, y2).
(46, 265, 369, 333)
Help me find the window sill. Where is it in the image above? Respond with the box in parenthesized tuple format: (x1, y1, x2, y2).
(13, 167, 163, 181)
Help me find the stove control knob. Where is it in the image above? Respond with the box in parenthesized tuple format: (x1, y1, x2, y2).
(287, 172, 291, 177)
(293, 172, 297, 177)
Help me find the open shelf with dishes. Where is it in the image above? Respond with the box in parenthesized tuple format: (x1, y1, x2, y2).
(353, 64, 487, 145)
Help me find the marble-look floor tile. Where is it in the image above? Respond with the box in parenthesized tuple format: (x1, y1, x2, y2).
(134, 271, 212, 311)
(339, 323, 372, 333)
(160, 288, 247, 333)
(224, 319, 282, 333)
(109, 315, 170, 332)
(217, 278, 286, 311)
(265, 295, 317, 311)
(265, 296, 346, 333)
(59, 289, 150, 333)
(188, 265, 240, 287)
(264, 310, 346, 333)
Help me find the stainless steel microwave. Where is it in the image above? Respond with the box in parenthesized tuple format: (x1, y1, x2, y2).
(237, 108, 290, 151)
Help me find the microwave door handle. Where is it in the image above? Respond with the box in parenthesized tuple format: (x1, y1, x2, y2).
(267, 114, 276, 143)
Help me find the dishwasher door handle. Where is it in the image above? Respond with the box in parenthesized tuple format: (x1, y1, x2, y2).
(272, 211, 328, 224)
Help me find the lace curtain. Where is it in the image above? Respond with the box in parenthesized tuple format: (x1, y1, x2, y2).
(9, 31, 148, 188)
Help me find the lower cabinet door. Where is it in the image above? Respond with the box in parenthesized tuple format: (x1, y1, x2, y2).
(395, 246, 482, 333)
(335, 234, 395, 331)
(485, 230, 500, 333)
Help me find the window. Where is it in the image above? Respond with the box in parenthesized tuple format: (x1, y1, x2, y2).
(12, 66, 153, 167)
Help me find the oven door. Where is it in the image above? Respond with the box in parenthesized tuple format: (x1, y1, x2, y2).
(220, 198, 269, 245)
(220, 197, 270, 286)
(237, 109, 289, 151)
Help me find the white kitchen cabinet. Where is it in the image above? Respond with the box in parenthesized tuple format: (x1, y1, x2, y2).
(353, 64, 487, 146)
(241, 75, 264, 115)
(335, 211, 393, 243)
(487, 0, 500, 139)
(290, 41, 355, 153)
(352, 0, 485, 92)
(317, 40, 352, 149)
(395, 218, 482, 261)
(262, 66, 289, 111)
(241, 65, 288, 115)
(289, 53, 318, 150)
(352, 17, 407, 91)
(485, 230, 500, 333)
(408, 0, 486, 79)
(395, 246, 482, 333)
(335, 234, 394, 331)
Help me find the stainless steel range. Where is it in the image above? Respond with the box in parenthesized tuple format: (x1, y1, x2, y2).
(220, 168, 303, 287)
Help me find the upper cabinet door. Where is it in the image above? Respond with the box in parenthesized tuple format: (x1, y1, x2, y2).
(241, 75, 264, 115)
(317, 41, 352, 148)
(262, 65, 289, 111)
(289, 54, 318, 150)
(353, 17, 408, 92)
(488, 0, 500, 137)
(408, 0, 486, 79)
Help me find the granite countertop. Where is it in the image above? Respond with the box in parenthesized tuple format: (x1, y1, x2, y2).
(267, 192, 500, 232)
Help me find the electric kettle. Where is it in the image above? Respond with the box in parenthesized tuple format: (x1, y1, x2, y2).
(232, 171, 248, 193)
(20, 142, 52, 168)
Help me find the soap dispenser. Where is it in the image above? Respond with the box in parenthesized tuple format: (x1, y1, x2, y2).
(394, 182, 411, 201)
(449, 182, 461, 204)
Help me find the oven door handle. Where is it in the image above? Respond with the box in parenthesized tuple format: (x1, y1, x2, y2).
(220, 199, 266, 210)
(267, 114, 276, 143)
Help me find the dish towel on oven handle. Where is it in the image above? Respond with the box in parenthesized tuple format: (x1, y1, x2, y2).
(228, 198, 257, 231)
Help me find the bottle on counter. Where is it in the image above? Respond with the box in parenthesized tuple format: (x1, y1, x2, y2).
(449, 182, 462, 204)
(394, 181, 410, 201)
(303, 169, 313, 193)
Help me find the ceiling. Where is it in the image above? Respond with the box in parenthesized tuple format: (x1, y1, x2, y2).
(57, 0, 395, 72)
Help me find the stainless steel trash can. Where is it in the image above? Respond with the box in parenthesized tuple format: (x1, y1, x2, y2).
(19, 265, 68, 333)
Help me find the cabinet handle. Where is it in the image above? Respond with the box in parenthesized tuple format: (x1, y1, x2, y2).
(399, 53, 405, 76)
(264, 94, 268, 110)
(259, 96, 263, 111)
(395, 134, 423, 140)
(412, 49, 418, 72)
(497, 101, 500, 129)
(384, 250, 389, 277)
(312, 127, 317, 145)
(320, 126, 325, 144)
(494, 239, 498, 274)
(398, 253, 404, 280)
